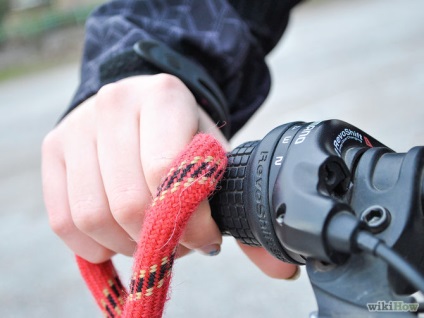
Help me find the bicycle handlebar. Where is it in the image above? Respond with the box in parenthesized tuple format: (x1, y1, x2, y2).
(209, 119, 424, 317)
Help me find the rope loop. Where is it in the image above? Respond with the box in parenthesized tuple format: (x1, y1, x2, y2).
(76, 133, 227, 317)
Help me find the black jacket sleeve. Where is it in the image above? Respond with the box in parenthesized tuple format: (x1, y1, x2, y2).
(67, 0, 302, 137)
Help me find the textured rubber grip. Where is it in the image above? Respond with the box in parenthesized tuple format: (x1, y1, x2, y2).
(210, 140, 261, 246)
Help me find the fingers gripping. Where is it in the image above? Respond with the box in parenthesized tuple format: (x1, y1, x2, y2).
(76, 134, 227, 318)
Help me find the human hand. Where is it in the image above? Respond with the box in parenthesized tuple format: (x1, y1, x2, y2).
(42, 74, 298, 279)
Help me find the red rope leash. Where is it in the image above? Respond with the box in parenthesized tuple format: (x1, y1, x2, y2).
(76, 133, 227, 317)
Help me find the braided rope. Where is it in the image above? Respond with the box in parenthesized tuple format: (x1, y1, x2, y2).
(76, 133, 227, 317)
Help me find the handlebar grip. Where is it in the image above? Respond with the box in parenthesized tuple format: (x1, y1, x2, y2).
(210, 140, 261, 247)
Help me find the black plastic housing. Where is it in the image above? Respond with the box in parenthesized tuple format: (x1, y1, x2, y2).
(211, 120, 385, 264)
(210, 119, 424, 316)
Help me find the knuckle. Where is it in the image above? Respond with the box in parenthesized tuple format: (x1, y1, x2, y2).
(150, 73, 186, 91)
(42, 129, 60, 155)
(96, 79, 145, 113)
(96, 74, 195, 114)
(109, 190, 147, 225)
(49, 214, 73, 238)
(181, 228, 215, 250)
(145, 161, 170, 189)
(148, 74, 196, 106)
(97, 82, 120, 97)
(96, 80, 140, 110)
(96, 82, 126, 107)
(71, 199, 108, 234)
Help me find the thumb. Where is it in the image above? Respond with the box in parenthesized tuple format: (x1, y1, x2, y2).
(238, 242, 300, 279)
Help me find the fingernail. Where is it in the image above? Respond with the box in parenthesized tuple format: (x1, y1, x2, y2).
(285, 266, 301, 281)
(198, 244, 221, 256)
